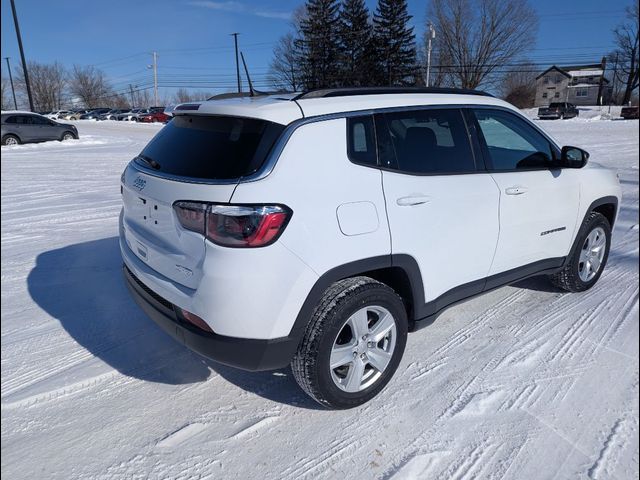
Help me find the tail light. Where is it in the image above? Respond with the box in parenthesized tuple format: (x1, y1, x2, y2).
(173, 202, 291, 248)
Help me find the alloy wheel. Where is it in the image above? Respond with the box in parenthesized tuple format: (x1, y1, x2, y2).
(330, 306, 397, 393)
(579, 226, 607, 282)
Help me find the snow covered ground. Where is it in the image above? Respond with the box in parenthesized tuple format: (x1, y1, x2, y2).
(1, 110, 638, 479)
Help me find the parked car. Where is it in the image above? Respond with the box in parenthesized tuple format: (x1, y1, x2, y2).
(620, 106, 639, 119)
(80, 108, 110, 120)
(538, 102, 579, 120)
(138, 110, 170, 123)
(66, 109, 89, 120)
(45, 110, 70, 120)
(119, 108, 149, 121)
(98, 109, 128, 121)
(1, 111, 78, 145)
(120, 88, 621, 409)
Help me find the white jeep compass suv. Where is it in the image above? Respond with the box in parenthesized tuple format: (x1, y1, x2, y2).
(120, 88, 621, 409)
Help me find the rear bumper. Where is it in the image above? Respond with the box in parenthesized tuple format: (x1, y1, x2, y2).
(123, 265, 299, 371)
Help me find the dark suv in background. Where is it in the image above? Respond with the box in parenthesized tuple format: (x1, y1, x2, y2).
(538, 102, 579, 120)
(1, 112, 78, 146)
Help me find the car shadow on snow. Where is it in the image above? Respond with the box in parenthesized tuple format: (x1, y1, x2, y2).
(27, 236, 320, 408)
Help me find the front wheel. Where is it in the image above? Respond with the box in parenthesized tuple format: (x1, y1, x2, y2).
(61, 132, 76, 141)
(549, 212, 611, 292)
(291, 277, 408, 409)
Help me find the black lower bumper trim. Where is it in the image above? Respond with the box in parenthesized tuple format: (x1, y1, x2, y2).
(123, 265, 298, 371)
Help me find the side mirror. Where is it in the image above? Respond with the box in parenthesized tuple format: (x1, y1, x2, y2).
(560, 146, 589, 168)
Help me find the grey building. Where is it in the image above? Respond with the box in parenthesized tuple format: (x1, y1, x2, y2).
(535, 64, 612, 107)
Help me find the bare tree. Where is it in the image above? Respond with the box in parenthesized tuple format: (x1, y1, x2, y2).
(134, 88, 152, 108)
(69, 65, 113, 108)
(1, 77, 11, 110)
(173, 88, 193, 103)
(610, 1, 639, 104)
(427, 0, 538, 89)
(14, 61, 67, 111)
(110, 93, 131, 109)
(500, 62, 537, 108)
(269, 32, 302, 91)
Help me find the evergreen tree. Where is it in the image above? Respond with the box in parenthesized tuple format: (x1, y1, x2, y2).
(338, 0, 375, 87)
(373, 0, 417, 86)
(297, 0, 342, 89)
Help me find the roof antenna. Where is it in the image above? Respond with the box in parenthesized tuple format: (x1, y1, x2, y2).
(240, 51, 255, 97)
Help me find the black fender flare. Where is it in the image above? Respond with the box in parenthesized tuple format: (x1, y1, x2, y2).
(287, 254, 424, 341)
(565, 195, 619, 265)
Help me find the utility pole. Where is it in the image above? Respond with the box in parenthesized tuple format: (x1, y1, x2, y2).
(597, 56, 607, 107)
(608, 52, 619, 114)
(9, 0, 33, 111)
(129, 84, 135, 108)
(231, 33, 241, 93)
(426, 23, 436, 87)
(4, 57, 18, 110)
(152, 52, 158, 107)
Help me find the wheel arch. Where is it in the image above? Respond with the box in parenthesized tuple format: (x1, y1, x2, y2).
(2, 133, 21, 144)
(590, 196, 618, 228)
(567, 195, 619, 263)
(289, 255, 425, 341)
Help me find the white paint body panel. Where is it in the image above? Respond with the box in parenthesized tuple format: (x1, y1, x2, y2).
(382, 172, 500, 300)
(488, 169, 581, 275)
(231, 118, 391, 277)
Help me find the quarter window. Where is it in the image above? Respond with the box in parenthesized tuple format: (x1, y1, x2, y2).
(380, 108, 475, 174)
(347, 116, 377, 166)
(474, 109, 554, 171)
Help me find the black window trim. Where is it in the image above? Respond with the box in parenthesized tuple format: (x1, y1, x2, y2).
(371, 106, 483, 177)
(345, 115, 379, 168)
(134, 104, 564, 186)
(469, 107, 563, 174)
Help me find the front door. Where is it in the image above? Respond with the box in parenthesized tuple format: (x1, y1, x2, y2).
(471, 108, 581, 276)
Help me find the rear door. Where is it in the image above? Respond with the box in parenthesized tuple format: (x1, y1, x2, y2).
(471, 108, 580, 276)
(379, 107, 500, 307)
(31, 115, 59, 141)
(121, 114, 285, 288)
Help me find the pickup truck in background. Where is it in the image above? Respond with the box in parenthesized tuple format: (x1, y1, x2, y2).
(620, 106, 639, 119)
(538, 102, 579, 120)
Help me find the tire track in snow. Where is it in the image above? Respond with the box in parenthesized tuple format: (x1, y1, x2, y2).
(587, 415, 633, 479)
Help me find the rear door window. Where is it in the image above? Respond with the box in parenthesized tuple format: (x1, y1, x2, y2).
(137, 115, 285, 180)
(378, 108, 476, 174)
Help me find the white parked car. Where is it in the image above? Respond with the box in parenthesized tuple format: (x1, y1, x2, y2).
(120, 88, 622, 408)
(45, 110, 70, 120)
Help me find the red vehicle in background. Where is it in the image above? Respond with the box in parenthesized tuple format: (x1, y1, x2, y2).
(138, 108, 170, 123)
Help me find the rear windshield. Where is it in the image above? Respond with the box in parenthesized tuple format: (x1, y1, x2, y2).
(136, 115, 284, 180)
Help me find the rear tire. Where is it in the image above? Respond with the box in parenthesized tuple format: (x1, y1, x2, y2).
(549, 212, 611, 292)
(2, 134, 20, 146)
(291, 277, 408, 409)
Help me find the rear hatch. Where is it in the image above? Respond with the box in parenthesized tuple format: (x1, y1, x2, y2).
(121, 114, 285, 288)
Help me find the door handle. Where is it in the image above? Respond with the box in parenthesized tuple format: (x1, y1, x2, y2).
(396, 195, 431, 206)
(505, 186, 528, 195)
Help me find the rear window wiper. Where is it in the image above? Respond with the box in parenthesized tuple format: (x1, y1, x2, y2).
(136, 154, 161, 170)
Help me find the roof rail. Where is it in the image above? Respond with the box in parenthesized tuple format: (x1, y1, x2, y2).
(292, 87, 493, 101)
